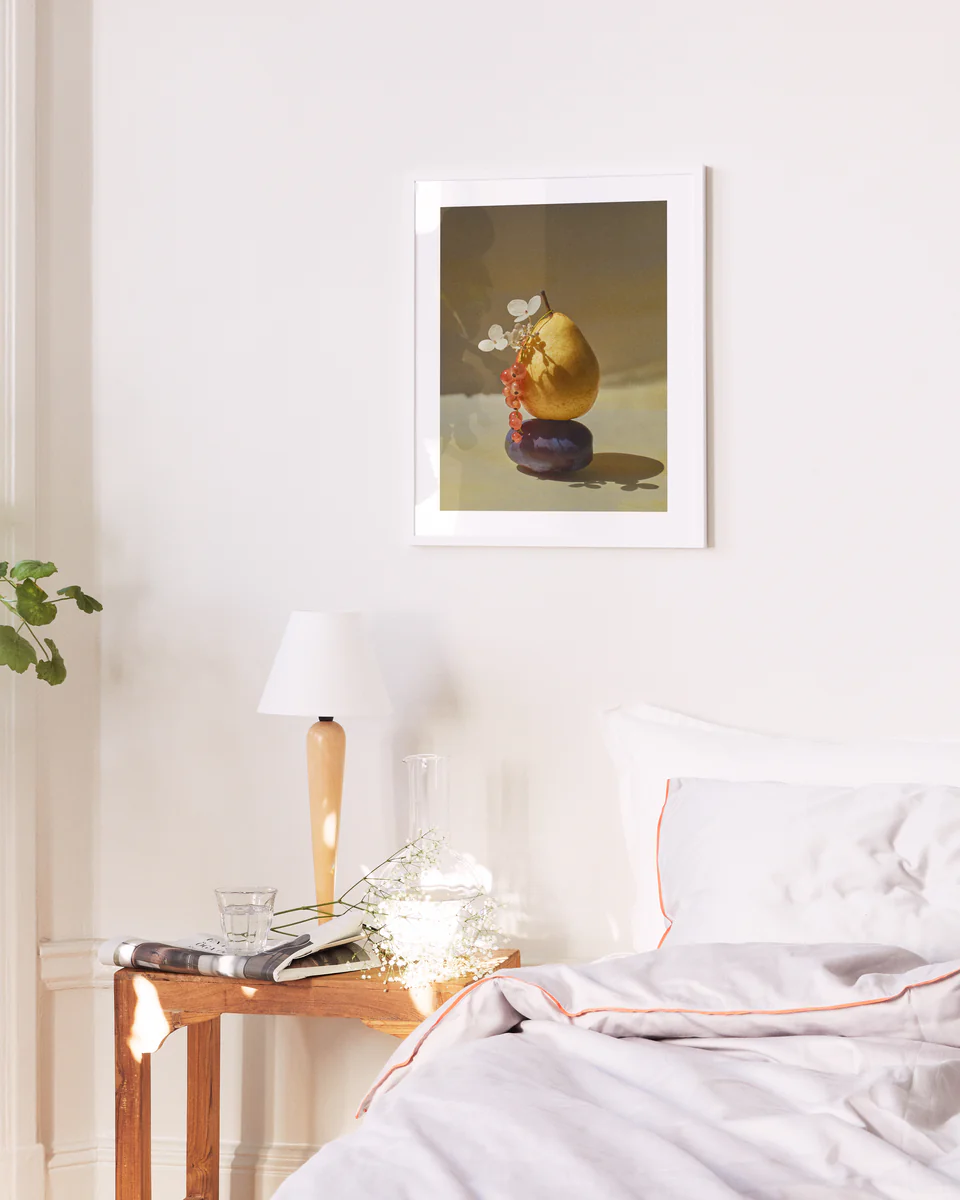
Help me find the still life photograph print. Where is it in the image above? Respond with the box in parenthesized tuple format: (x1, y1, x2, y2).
(413, 172, 706, 547)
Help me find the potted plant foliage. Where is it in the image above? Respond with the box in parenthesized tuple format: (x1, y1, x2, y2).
(0, 559, 101, 685)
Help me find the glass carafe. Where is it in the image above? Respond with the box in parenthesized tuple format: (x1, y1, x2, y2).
(399, 753, 479, 901)
(403, 753, 450, 840)
(365, 753, 500, 985)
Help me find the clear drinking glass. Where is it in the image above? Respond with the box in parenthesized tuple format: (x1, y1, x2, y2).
(214, 886, 277, 955)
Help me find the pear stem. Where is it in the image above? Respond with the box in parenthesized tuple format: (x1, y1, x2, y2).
(540, 289, 552, 314)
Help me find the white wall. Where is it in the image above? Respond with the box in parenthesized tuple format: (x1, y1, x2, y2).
(38, 0, 960, 1196)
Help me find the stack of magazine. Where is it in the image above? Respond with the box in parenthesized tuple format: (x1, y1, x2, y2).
(98, 910, 377, 983)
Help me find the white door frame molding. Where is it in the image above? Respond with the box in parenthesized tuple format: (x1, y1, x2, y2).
(0, 0, 41, 1195)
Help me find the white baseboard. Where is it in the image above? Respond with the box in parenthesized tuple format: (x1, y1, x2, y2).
(46, 1137, 316, 1200)
(45, 1146, 97, 1200)
(0, 1144, 45, 1200)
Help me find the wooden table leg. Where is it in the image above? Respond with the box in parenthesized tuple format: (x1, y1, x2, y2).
(115, 973, 152, 1200)
(186, 1016, 221, 1200)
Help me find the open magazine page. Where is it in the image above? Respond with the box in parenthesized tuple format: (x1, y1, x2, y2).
(173, 933, 376, 980)
(98, 910, 373, 982)
(101, 934, 311, 981)
(271, 941, 376, 981)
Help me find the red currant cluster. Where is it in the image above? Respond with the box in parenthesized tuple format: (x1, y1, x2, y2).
(500, 359, 527, 443)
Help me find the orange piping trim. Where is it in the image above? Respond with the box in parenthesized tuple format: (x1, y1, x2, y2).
(357, 961, 960, 1116)
(655, 779, 672, 948)
(356, 974, 494, 1116)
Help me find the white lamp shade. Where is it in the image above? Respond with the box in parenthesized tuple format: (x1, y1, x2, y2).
(257, 611, 392, 718)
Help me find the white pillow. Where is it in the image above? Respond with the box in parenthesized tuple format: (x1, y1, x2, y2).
(659, 778, 960, 961)
(601, 704, 960, 951)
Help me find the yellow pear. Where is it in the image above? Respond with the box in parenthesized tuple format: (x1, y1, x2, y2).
(520, 311, 600, 421)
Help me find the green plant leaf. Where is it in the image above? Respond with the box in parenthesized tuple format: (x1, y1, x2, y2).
(35, 638, 66, 685)
(15, 579, 58, 625)
(0, 562, 7, 578)
(56, 584, 102, 613)
(10, 559, 56, 580)
(0, 625, 37, 673)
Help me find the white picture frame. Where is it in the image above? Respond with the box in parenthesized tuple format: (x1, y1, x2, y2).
(413, 171, 706, 548)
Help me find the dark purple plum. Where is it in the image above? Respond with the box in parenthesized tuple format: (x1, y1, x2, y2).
(505, 419, 593, 475)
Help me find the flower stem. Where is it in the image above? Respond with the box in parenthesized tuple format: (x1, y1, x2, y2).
(18, 621, 49, 658)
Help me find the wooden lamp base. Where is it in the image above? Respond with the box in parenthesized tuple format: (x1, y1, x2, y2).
(305, 718, 346, 917)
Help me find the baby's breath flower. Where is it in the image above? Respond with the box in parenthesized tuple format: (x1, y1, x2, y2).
(273, 830, 503, 988)
(361, 831, 504, 987)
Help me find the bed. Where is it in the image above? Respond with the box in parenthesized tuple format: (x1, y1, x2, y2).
(274, 706, 960, 1199)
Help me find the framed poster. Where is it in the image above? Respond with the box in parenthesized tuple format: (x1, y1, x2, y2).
(413, 171, 705, 547)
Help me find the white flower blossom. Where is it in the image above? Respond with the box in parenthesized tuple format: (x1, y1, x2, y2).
(507, 295, 542, 323)
(478, 324, 509, 352)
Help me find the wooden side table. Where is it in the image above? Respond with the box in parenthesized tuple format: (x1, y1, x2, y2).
(114, 950, 520, 1200)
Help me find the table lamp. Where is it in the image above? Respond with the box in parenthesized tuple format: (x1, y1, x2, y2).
(257, 612, 391, 916)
